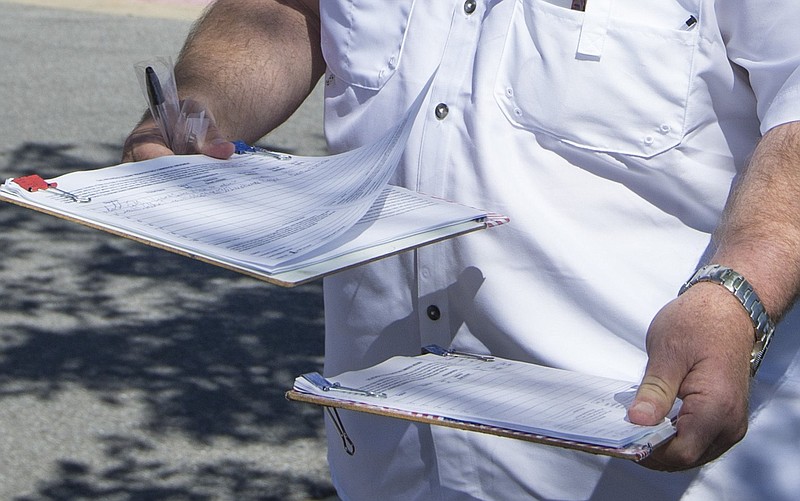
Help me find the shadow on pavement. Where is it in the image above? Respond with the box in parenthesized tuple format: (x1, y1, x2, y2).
(0, 142, 334, 499)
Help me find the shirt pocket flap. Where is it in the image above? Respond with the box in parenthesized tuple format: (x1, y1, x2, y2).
(321, 0, 417, 91)
(495, 0, 699, 158)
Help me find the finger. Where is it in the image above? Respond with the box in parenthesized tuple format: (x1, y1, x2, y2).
(177, 99, 235, 160)
(635, 353, 750, 470)
(122, 123, 173, 163)
(198, 131, 235, 160)
(640, 409, 709, 471)
(628, 367, 682, 426)
(638, 396, 747, 471)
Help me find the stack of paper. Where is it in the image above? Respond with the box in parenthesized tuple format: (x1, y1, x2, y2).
(288, 348, 679, 459)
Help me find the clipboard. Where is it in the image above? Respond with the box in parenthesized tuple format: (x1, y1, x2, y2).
(0, 166, 508, 287)
(285, 390, 673, 461)
(286, 346, 678, 461)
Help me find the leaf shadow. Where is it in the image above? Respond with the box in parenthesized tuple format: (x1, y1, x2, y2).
(1, 141, 335, 499)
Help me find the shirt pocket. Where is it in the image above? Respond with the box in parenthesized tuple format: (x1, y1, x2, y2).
(320, 0, 417, 91)
(495, 0, 700, 158)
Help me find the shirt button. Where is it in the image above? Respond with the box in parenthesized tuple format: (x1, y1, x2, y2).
(435, 103, 450, 120)
(427, 305, 441, 321)
(464, 0, 477, 14)
(435, 103, 449, 120)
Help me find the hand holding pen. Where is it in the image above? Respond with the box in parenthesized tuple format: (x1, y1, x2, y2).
(124, 58, 234, 162)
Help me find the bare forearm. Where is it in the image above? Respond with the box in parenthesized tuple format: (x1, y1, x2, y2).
(711, 121, 800, 319)
(631, 121, 800, 470)
(175, 0, 324, 143)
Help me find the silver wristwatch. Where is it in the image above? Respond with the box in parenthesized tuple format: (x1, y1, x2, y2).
(679, 264, 775, 376)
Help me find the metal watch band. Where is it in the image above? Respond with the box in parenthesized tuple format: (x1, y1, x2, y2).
(678, 264, 775, 376)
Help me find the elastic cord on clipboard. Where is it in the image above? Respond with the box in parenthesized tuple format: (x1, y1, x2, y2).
(10, 174, 91, 203)
(326, 407, 356, 456)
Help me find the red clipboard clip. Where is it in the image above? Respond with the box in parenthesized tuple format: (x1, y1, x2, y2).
(11, 174, 91, 203)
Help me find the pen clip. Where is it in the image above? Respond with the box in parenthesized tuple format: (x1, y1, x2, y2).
(423, 344, 494, 362)
(302, 372, 387, 398)
(679, 15, 698, 30)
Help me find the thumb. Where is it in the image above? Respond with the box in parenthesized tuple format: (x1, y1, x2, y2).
(199, 135, 236, 160)
(194, 119, 235, 160)
(178, 99, 235, 159)
(628, 370, 681, 426)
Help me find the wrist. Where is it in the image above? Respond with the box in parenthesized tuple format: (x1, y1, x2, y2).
(679, 264, 775, 376)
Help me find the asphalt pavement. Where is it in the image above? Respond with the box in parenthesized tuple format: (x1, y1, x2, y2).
(0, 1, 335, 499)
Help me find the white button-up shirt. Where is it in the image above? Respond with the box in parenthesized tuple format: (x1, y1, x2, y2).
(319, 1, 800, 499)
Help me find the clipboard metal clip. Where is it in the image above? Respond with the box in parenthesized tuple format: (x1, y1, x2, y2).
(302, 372, 387, 398)
(423, 344, 495, 362)
(11, 175, 91, 203)
(232, 140, 292, 160)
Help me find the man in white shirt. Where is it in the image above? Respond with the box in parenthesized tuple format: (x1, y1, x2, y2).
(124, 0, 800, 499)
